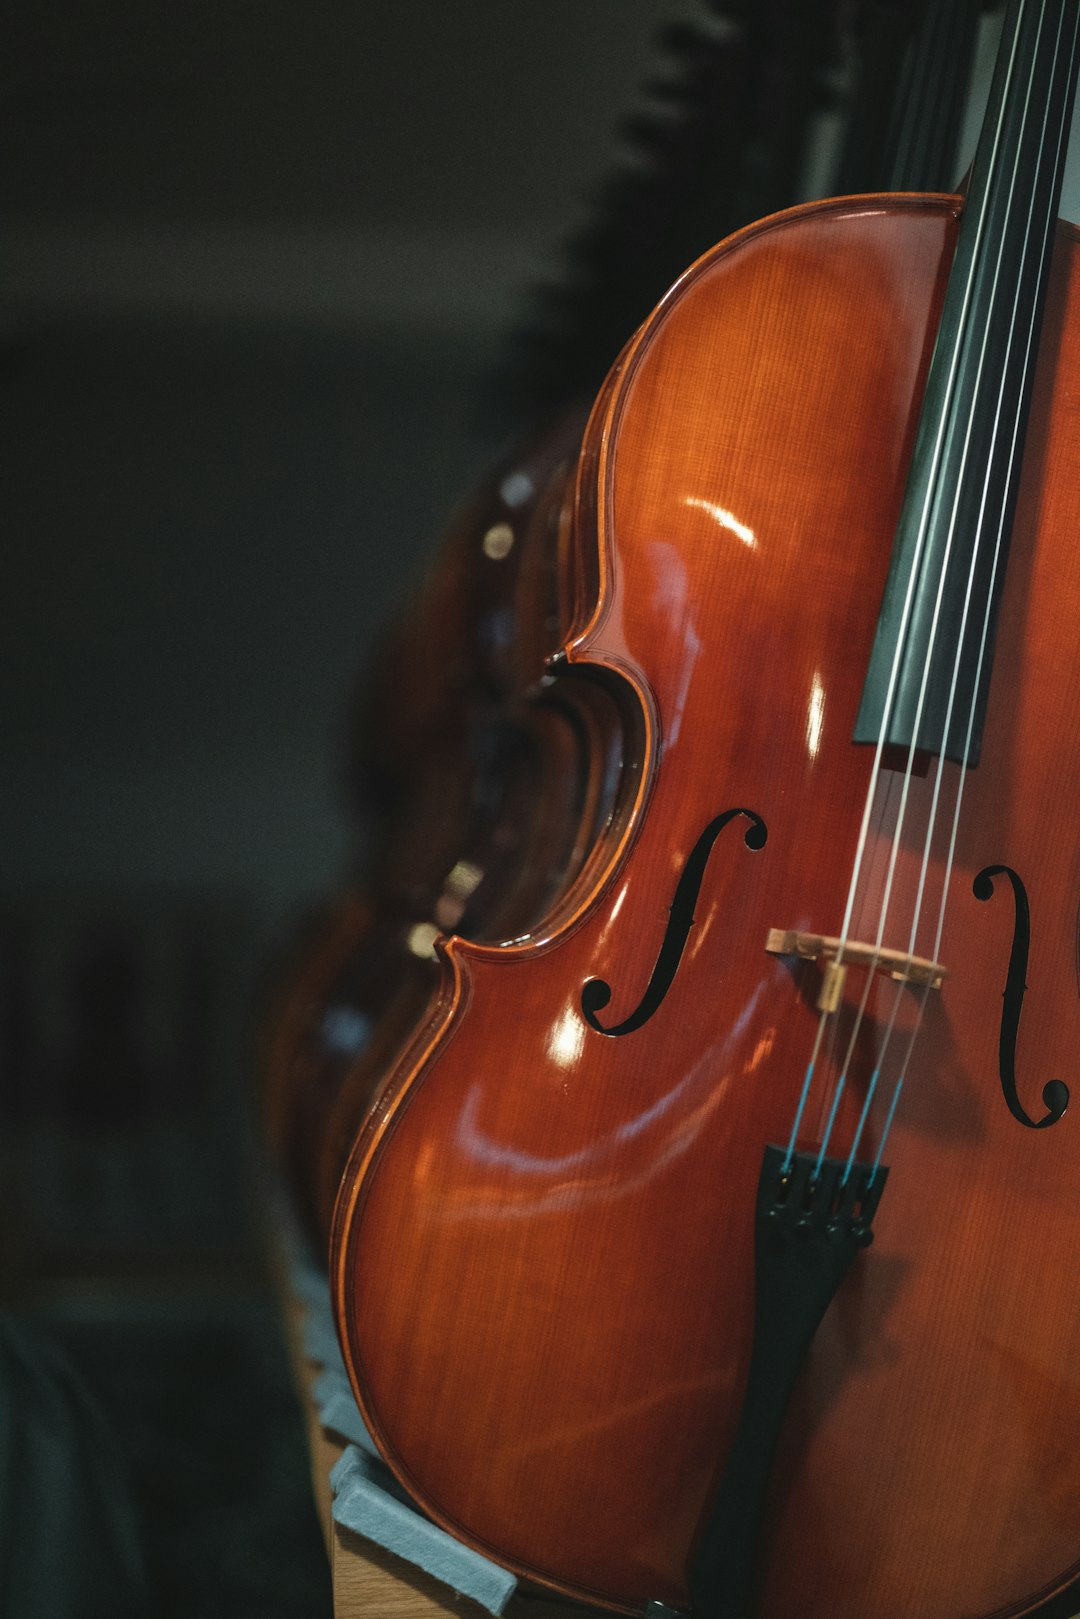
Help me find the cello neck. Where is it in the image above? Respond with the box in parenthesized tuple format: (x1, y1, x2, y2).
(854, 0, 1080, 767)
(882, 0, 981, 192)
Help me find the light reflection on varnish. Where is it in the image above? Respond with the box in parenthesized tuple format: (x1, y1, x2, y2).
(683, 496, 758, 549)
(807, 670, 826, 758)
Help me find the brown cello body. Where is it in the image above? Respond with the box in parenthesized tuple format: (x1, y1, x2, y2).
(263, 408, 624, 1240)
(331, 194, 1080, 1618)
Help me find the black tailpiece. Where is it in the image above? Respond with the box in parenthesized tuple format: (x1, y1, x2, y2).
(687, 1145, 887, 1618)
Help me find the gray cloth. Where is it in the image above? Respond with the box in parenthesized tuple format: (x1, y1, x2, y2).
(330, 1446, 517, 1616)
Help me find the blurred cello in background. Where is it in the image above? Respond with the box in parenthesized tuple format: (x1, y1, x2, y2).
(262, 0, 858, 1243)
(331, 2, 1080, 1616)
(261, 411, 621, 1238)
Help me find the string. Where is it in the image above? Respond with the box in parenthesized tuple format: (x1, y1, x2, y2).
(839, 0, 1074, 1181)
(779, 0, 1037, 1175)
(827, 0, 1054, 1172)
(787, 0, 1076, 1179)
(864, 31, 1069, 1178)
(855, 0, 1071, 1177)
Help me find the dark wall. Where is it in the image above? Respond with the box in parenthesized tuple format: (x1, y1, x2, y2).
(2, 0, 685, 926)
(1, 17, 716, 1608)
(0, 324, 490, 910)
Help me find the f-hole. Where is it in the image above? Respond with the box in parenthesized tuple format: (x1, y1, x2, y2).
(973, 863, 1069, 1129)
(581, 808, 767, 1038)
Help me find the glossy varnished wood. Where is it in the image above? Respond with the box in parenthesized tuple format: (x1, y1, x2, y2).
(262, 410, 625, 1242)
(332, 195, 1080, 1616)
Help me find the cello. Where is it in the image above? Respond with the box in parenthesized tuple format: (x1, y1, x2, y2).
(262, 410, 620, 1239)
(264, 0, 859, 1243)
(331, 2, 1080, 1616)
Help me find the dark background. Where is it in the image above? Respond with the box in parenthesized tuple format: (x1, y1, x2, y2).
(2, 3, 1070, 1616)
(0, 5, 745, 1615)
(2, 0, 697, 921)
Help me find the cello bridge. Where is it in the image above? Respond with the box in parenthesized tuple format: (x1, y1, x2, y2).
(765, 928, 948, 1013)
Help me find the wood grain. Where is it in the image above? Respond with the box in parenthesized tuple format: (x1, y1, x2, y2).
(274, 1230, 595, 1618)
(332, 194, 1080, 1618)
